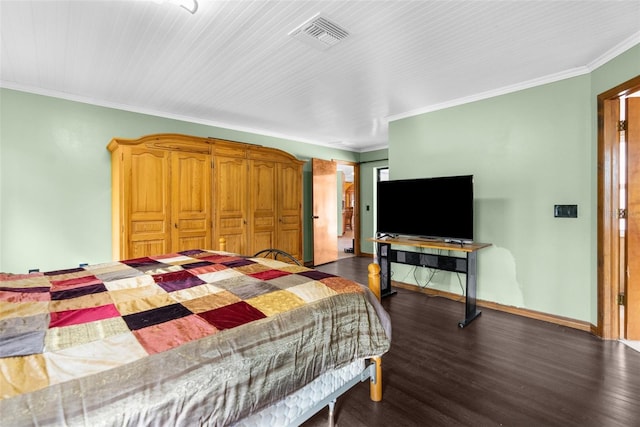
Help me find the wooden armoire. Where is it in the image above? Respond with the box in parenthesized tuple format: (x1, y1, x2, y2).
(108, 133, 305, 262)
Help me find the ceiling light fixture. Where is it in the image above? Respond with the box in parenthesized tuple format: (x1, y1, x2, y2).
(155, 0, 198, 14)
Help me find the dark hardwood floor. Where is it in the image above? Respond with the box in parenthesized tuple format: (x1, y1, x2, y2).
(304, 256, 640, 427)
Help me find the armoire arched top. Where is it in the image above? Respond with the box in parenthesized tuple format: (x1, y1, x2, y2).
(107, 133, 305, 166)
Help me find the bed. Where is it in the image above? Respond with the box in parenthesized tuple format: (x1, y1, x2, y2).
(0, 248, 391, 426)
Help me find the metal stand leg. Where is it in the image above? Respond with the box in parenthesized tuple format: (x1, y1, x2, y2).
(458, 251, 481, 328)
(377, 242, 397, 297)
(328, 400, 336, 427)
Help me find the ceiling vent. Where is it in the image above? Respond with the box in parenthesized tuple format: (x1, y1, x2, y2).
(288, 14, 350, 51)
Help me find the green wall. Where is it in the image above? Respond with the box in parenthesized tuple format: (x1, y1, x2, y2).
(1, 42, 637, 326)
(388, 44, 640, 324)
(0, 89, 358, 272)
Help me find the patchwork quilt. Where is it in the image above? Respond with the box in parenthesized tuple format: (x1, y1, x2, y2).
(0, 250, 391, 426)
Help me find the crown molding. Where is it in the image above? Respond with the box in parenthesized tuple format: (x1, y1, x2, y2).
(4, 31, 638, 154)
(386, 66, 590, 123)
(388, 33, 640, 124)
(587, 31, 640, 71)
(0, 81, 363, 151)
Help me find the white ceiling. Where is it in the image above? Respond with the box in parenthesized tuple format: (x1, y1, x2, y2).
(1, 0, 639, 152)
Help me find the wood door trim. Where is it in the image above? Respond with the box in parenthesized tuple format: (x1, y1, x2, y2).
(597, 97, 621, 339)
(597, 74, 640, 338)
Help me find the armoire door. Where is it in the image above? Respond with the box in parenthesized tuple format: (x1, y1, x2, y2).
(171, 151, 211, 252)
(249, 159, 277, 255)
(278, 162, 303, 262)
(126, 147, 170, 258)
(215, 156, 248, 255)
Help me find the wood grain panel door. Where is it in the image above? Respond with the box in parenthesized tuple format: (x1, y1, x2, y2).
(625, 97, 640, 339)
(312, 158, 338, 266)
(214, 156, 248, 255)
(278, 162, 303, 262)
(126, 147, 170, 258)
(249, 159, 277, 255)
(171, 151, 211, 252)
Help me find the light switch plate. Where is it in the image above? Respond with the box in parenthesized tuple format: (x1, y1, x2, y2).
(554, 205, 578, 218)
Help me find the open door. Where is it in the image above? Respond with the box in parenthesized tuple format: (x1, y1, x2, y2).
(625, 96, 640, 339)
(312, 158, 338, 265)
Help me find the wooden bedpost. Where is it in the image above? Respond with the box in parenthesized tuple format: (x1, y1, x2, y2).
(370, 356, 383, 402)
(367, 263, 383, 402)
(219, 237, 226, 252)
(367, 263, 381, 301)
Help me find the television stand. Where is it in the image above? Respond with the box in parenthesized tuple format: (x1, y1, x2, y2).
(369, 237, 491, 328)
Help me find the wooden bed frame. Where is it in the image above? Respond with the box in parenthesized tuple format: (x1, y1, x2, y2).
(0, 242, 387, 426)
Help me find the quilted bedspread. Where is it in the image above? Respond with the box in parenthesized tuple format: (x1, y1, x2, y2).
(0, 249, 391, 426)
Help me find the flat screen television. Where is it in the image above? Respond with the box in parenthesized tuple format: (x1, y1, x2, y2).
(376, 175, 474, 242)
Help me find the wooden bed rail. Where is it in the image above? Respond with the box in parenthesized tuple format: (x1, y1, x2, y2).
(218, 237, 383, 403)
(367, 262, 383, 402)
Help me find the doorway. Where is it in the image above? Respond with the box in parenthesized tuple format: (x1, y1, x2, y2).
(337, 163, 356, 259)
(312, 158, 338, 266)
(311, 159, 360, 266)
(597, 75, 640, 340)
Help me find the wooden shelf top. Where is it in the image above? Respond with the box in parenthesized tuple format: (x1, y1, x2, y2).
(368, 237, 491, 253)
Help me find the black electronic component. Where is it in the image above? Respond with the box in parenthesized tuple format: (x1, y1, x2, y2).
(554, 205, 578, 218)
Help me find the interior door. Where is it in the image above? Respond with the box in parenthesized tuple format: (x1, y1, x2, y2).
(312, 158, 338, 265)
(625, 97, 640, 339)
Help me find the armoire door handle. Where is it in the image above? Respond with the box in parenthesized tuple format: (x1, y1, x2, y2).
(312, 215, 319, 219)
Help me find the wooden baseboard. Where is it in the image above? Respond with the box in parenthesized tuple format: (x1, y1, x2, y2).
(392, 281, 594, 333)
